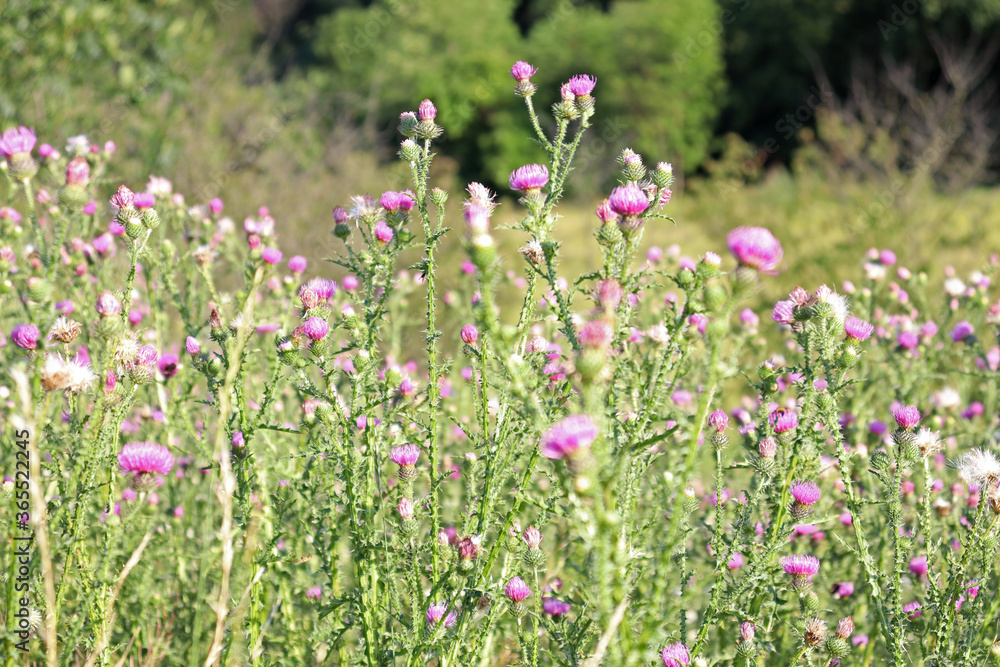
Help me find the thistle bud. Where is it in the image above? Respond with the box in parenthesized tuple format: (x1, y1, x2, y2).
(125, 217, 144, 239)
(141, 207, 160, 229)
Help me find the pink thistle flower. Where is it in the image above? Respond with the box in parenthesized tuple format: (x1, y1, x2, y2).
(306, 586, 322, 600)
(302, 316, 329, 341)
(133, 192, 155, 209)
(728, 552, 744, 569)
(510, 61, 537, 81)
(288, 255, 307, 273)
(504, 576, 531, 602)
(418, 99, 437, 122)
(373, 220, 394, 244)
(390, 444, 420, 467)
(708, 409, 729, 433)
(566, 74, 597, 97)
(771, 300, 795, 325)
(595, 198, 618, 224)
(950, 321, 975, 343)
(845, 316, 874, 341)
(543, 597, 571, 616)
(833, 581, 855, 598)
(11, 323, 40, 350)
(893, 405, 921, 430)
(65, 157, 90, 186)
(770, 408, 799, 433)
(727, 226, 783, 273)
(903, 601, 922, 618)
(578, 318, 614, 348)
(608, 183, 650, 217)
(118, 441, 175, 477)
(523, 526, 542, 548)
(740, 622, 755, 642)
(790, 480, 821, 505)
(460, 324, 479, 344)
(380, 191, 404, 212)
(660, 642, 691, 667)
(897, 330, 919, 350)
(909, 555, 928, 577)
(509, 164, 549, 192)
(303, 278, 337, 301)
(397, 497, 414, 520)
(0, 126, 37, 157)
(780, 554, 820, 585)
(540, 414, 598, 460)
(262, 247, 282, 265)
(110, 184, 134, 209)
(185, 336, 201, 355)
(157, 354, 179, 378)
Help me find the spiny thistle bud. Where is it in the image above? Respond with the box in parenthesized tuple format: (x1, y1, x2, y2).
(676, 267, 695, 287)
(594, 220, 623, 247)
(141, 207, 160, 229)
(390, 444, 420, 483)
(682, 486, 699, 513)
(399, 138, 421, 162)
(652, 161, 674, 189)
(510, 61, 538, 97)
(26, 276, 53, 302)
(618, 148, 646, 181)
(125, 217, 144, 240)
(398, 112, 418, 137)
(504, 576, 531, 617)
(736, 621, 757, 658)
(429, 187, 448, 208)
(789, 480, 821, 519)
(869, 449, 890, 472)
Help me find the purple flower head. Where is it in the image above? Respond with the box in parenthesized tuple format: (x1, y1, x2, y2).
(781, 554, 820, 578)
(740, 308, 760, 327)
(740, 621, 756, 642)
(231, 431, 245, 449)
(426, 603, 449, 626)
(418, 99, 437, 122)
(893, 405, 921, 430)
(790, 480, 822, 506)
(509, 164, 549, 192)
(543, 597, 571, 616)
(303, 316, 329, 341)
(118, 441, 175, 476)
(504, 576, 531, 603)
(65, 157, 90, 186)
(510, 61, 537, 82)
(578, 318, 614, 348)
(770, 408, 799, 433)
(771, 300, 795, 325)
(950, 321, 975, 343)
(380, 190, 404, 212)
(660, 642, 691, 667)
(133, 192, 155, 209)
(903, 601, 922, 618)
(461, 324, 479, 344)
(727, 226, 784, 273)
(302, 277, 337, 302)
(373, 220, 394, 244)
(136, 345, 158, 366)
(157, 354, 179, 377)
(11, 323, 40, 350)
(95, 291, 122, 318)
(909, 555, 928, 576)
(566, 74, 597, 97)
(595, 199, 618, 223)
(288, 255, 307, 273)
(608, 183, 650, 217)
(397, 497, 414, 520)
(0, 126, 37, 157)
(540, 414, 598, 460)
(708, 409, 729, 433)
(390, 444, 420, 467)
(262, 247, 282, 265)
(185, 336, 201, 355)
(110, 185, 134, 209)
(845, 316, 874, 341)
(897, 331, 919, 350)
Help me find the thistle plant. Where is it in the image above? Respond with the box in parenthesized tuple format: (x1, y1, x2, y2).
(2, 62, 1000, 667)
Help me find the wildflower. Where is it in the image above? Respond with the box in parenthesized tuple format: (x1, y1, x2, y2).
(509, 164, 549, 193)
(660, 642, 691, 667)
(803, 618, 827, 647)
(543, 597, 571, 616)
(844, 316, 874, 341)
(41, 354, 97, 393)
(510, 61, 537, 82)
(727, 226, 783, 273)
(913, 428, 943, 457)
(118, 441, 174, 491)
(608, 183, 650, 232)
(903, 601, 922, 618)
(0, 126, 38, 180)
(231, 431, 245, 450)
(390, 444, 421, 482)
(373, 220, 394, 244)
(185, 336, 201, 355)
(261, 247, 282, 265)
(708, 410, 729, 433)
(302, 316, 329, 341)
(595, 198, 618, 224)
(50, 317, 82, 344)
(540, 414, 598, 461)
(11, 323, 40, 350)
(780, 554, 820, 590)
(789, 480, 821, 518)
(770, 408, 799, 434)
(397, 497, 414, 521)
(758, 436, 778, 459)
(909, 555, 928, 577)
(95, 291, 122, 318)
(566, 74, 597, 97)
(461, 324, 479, 345)
(893, 405, 921, 430)
(523, 526, 542, 549)
(418, 99, 437, 122)
(157, 354, 179, 378)
(771, 300, 795, 325)
(288, 255, 307, 273)
(950, 321, 975, 343)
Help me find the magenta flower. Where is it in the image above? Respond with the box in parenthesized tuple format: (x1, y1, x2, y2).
(903, 601, 922, 618)
(95, 291, 122, 318)
(303, 316, 329, 341)
(373, 220, 394, 244)
(790, 480, 821, 506)
(660, 642, 691, 667)
(608, 183, 650, 217)
(110, 185, 134, 209)
(136, 345, 158, 366)
(780, 554, 820, 588)
(262, 247, 283, 265)
(390, 444, 420, 467)
(897, 331, 919, 349)
(909, 555, 928, 577)
(65, 157, 90, 186)
(302, 277, 337, 301)
(397, 497, 414, 520)
(845, 316, 874, 341)
(509, 164, 549, 192)
(157, 354, 179, 378)
(0, 126, 37, 157)
(727, 226, 784, 273)
(510, 61, 537, 82)
(460, 324, 479, 344)
(504, 576, 531, 603)
(740, 622, 755, 642)
(540, 414, 598, 460)
(950, 321, 975, 343)
(133, 192, 155, 209)
(11, 323, 40, 350)
(185, 336, 201, 355)
(770, 408, 799, 434)
(578, 318, 614, 348)
(118, 441, 175, 476)
(708, 409, 729, 433)
(543, 597, 571, 616)
(566, 74, 597, 97)
(288, 255, 307, 273)
(306, 586, 322, 600)
(418, 99, 437, 122)
(893, 405, 921, 430)
(771, 300, 795, 325)
(381, 191, 404, 212)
